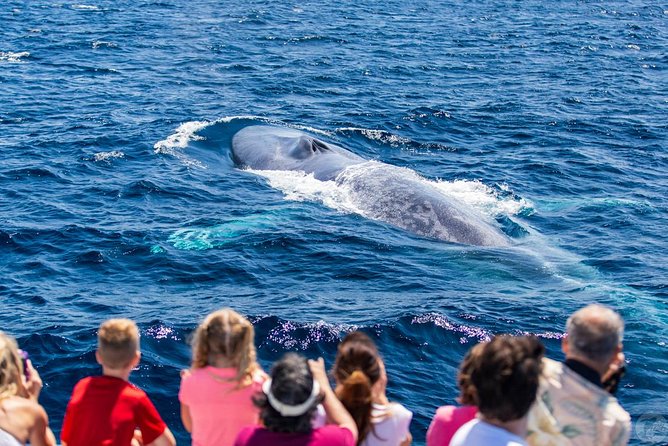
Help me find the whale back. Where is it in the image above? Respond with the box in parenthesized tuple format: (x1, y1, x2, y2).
(337, 163, 510, 246)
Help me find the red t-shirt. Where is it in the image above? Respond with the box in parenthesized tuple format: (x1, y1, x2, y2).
(61, 375, 167, 446)
(234, 425, 355, 446)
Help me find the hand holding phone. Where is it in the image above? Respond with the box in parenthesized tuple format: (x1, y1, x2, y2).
(602, 352, 626, 395)
(18, 349, 30, 380)
(17, 350, 43, 400)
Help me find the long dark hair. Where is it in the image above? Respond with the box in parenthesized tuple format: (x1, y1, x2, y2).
(333, 331, 382, 445)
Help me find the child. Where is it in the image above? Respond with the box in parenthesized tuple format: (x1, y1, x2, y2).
(426, 342, 485, 446)
(61, 319, 176, 446)
(332, 332, 412, 446)
(179, 308, 265, 446)
(234, 354, 358, 446)
(450, 335, 544, 446)
(0, 331, 56, 446)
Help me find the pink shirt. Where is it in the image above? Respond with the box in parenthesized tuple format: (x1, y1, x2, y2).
(234, 425, 356, 446)
(179, 367, 264, 446)
(426, 405, 477, 446)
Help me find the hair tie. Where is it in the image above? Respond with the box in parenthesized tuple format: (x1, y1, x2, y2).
(262, 378, 320, 417)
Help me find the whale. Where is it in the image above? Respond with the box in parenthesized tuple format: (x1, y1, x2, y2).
(231, 125, 510, 247)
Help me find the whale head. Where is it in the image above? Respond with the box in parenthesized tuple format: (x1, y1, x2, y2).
(232, 126, 364, 180)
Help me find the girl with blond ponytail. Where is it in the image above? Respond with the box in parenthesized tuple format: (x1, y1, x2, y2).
(179, 308, 266, 446)
(333, 332, 412, 446)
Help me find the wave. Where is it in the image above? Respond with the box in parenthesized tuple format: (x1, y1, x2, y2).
(140, 313, 564, 348)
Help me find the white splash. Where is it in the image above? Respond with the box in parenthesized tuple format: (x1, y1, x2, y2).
(71, 4, 101, 10)
(92, 40, 117, 49)
(93, 151, 124, 162)
(247, 169, 364, 214)
(0, 51, 30, 63)
(154, 120, 209, 151)
(433, 179, 531, 217)
(338, 127, 411, 145)
(153, 120, 210, 169)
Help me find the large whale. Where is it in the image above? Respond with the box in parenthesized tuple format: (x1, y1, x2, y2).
(232, 125, 510, 246)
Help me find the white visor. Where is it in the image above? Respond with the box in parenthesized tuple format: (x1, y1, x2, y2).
(262, 378, 321, 417)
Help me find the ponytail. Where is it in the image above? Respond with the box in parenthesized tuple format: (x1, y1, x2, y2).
(333, 331, 384, 445)
(336, 370, 373, 444)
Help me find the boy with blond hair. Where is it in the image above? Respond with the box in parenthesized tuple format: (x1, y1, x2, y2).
(61, 319, 176, 446)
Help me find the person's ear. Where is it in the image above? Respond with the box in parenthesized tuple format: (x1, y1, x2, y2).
(561, 335, 569, 355)
(131, 351, 141, 368)
(95, 350, 103, 365)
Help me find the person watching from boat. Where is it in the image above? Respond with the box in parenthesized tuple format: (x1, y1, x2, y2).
(61, 318, 176, 446)
(0, 332, 56, 446)
(526, 304, 631, 446)
(234, 352, 358, 446)
(179, 308, 266, 446)
(426, 341, 485, 446)
(332, 331, 412, 446)
(450, 335, 544, 446)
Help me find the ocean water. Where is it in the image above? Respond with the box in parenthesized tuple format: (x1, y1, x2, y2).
(1, 0, 667, 444)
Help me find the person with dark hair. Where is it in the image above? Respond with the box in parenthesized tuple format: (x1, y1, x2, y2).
(526, 304, 631, 445)
(450, 335, 544, 446)
(234, 353, 358, 446)
(332, 332, 412, 446)
(426, 342, 484, 446)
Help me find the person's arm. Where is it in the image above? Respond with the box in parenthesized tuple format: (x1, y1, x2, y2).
(400, 432, 412, 446)
(180, 403, 193, 432)
(145, 428, 176, 446)
(27, 404, 56, 446)
(308, 358, 358, 442)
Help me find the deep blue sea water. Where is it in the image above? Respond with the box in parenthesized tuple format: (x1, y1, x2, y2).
(1, 0, 667, 444)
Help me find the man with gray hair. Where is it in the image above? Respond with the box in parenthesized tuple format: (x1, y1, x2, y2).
(526, 304, 631, 445)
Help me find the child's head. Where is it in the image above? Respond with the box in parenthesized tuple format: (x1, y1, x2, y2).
(97, 319, 140, 370)
(191, 308, 257, 381)
(0, 332, 24, 399)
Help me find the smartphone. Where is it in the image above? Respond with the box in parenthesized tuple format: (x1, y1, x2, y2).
(18, 349, 30, 380)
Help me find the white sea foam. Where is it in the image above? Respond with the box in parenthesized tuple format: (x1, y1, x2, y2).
(433, 179, 531, 217)
(92, 40, 117, 49)
(337, 127, 411, 145)
(154, 120, 209, 151)
(0, 51, 30, 63)
(71, 4, 101, 10)
(93, 151, 124, 162)
(247, 169, 364, 214)
(153, 120, 210, 169)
